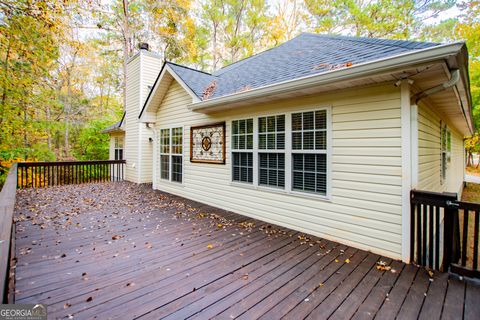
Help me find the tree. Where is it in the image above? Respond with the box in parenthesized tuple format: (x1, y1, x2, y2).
(304, 0, 455, 38)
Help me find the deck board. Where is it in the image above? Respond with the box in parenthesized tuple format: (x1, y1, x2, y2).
(12, 182, 480, 320)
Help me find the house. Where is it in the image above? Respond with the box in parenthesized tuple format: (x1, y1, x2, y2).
(103, 33, 473, 263)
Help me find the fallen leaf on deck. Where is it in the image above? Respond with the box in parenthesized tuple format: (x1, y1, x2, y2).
(86, 297, 93, 302)
(207, 244, 213, 249)
(344, 259, 350, 263)
(428, 270, 434, 278)
(242, 274, 249, 280)
(335, 259, 339, 263)
(112, 235, 122, 240)
(64, 303, 71, 309)
(376, 261, 391, 271)
(61, 253, 66, 258)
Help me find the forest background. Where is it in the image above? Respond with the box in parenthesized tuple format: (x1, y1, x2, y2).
(0, 0, 479, 185)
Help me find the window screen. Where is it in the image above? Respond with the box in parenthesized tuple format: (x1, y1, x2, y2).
(292, 154, 327, 194)
(114, 138, 124, 160)
(259, 115, 285, 149)
(172, 155, 182, 183)
(292, 110, 328, 195)
(292, 110, 327, 150)
(232, 119, 253, 183)
(232, 152, 253, 183)
(259, 153, 285, 188)
(159, 127, 182, 183)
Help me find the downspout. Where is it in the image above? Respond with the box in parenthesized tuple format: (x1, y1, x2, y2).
(411, 69, 460, 105)
(146, 124, 157, 189)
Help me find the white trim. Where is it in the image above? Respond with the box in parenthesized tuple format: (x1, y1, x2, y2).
(165, 65, 201, 103)
(400, 80, 412, 263)
(152, 127, 158, 189)
(188, 42, 465, 112)
(139, 64, 200, 123)
(411, 103, 419, 189)
(138, 52, 144, 183)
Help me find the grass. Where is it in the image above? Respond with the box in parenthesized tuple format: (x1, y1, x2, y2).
(466, 166, 480, 177)
(462, 182, 480, 203)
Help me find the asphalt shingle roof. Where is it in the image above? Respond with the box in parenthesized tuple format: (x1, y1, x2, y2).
(167, 33, 440, 100)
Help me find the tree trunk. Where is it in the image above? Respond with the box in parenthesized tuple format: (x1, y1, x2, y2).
(122, 0, 131, 112)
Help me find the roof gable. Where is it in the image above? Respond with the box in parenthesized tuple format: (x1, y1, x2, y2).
(138, 62, 201, 122)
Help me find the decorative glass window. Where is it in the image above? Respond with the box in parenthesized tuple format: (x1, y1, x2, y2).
(232, 119, 253, 183)
(292, 110, 328, 195)
(159, 127, 183, 183)
(258, 115, 285, 188)
(440, 122, 451, 182)
(114, 137, 124, 160)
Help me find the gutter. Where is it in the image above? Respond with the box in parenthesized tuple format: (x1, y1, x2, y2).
(411, 69, 460, 104)
(188, 41, 465, 111)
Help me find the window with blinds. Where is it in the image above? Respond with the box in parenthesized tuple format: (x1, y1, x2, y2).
(258, 115, 285, 188)
(159, 127, 183, 183)
(232, 119, 253, 183)
(259, 153, 285, 187)
(230, 108, 329, 197)
(292, 110, 328, 195)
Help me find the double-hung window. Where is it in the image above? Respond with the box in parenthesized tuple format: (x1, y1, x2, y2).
(231, 108, 329, 197)
(258, 115, 285, 188)
(159, 127, 183, 183)
(292, 110, 328, 195)
(232, 119, 253, 183)
(114, 137, 124, 160)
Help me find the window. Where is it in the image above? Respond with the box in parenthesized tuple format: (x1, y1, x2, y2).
(441, 122, 451, 182)
(114, 137, 124, 160)
(231, 108, 329, 197)
(232, 119, 253, 183)
(258, 115, 285, 188)
(292, 110, 327, 195)
(259, 153, 285, 187)
(159, 127, 183, 183)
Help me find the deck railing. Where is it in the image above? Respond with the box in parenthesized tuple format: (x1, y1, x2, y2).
(411, 189, 480, 278)
(0, 163, 17, 303)
(17, 160, 126, 188)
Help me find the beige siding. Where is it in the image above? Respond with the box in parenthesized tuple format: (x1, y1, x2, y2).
(124, 51, 162, 183)
(155, 81, 404, 259)
(125, 56, 141, 182)
(417, 102, 464, 195)
(139, 54, 162, 183)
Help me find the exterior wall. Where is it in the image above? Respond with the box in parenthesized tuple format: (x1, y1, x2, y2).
(417, 101, 465, 195)
(154, 80, 404, 259)
(124, 51, 162, 183)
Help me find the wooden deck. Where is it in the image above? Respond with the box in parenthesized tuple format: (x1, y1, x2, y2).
(13, 182, 480, 320)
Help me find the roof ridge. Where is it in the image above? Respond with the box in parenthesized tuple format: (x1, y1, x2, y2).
(300, 32, 439, 49)
(166, 61, 214, 76)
